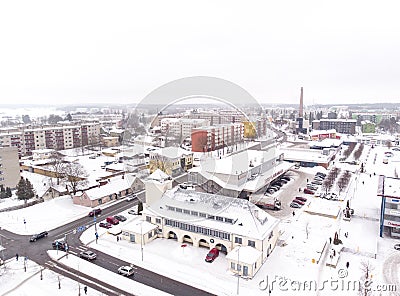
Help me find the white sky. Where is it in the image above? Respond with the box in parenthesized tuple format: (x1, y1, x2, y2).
(1, 0, 400, 105)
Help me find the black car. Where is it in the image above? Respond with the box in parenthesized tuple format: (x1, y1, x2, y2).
(114, 215, 127, 222)
(52, 239, 67, 251)
(30, 231, 48, 242)
(88, 208, 102, 217)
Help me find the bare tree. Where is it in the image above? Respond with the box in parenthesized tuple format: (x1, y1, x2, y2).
(61, 162, 88, 195)
(149, 154, 173, 176)
(49, 151, 66, 185)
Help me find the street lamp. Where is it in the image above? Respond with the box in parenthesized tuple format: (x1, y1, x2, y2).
(236, 245, 241, 295)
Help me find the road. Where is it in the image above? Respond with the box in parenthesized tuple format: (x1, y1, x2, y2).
(0, 197, 213, 296)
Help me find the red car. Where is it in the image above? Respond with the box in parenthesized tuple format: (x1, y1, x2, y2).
(205, 248, 219, 263)
(303, 188, 315, 195)
(292, 199, 305, 206)
(295, 196, 307, 202)
(99, 222, 112, 229)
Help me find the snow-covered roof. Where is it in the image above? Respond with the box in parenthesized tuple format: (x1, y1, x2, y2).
(151, 146, 193, 158)
(143, 187, 279, 240)
(122, 219, 158, 234)
(226, 246, 261, 264)
(148, 169, 170, 181)
(279, 147, 334, 163)
(82, 176, 133, 200)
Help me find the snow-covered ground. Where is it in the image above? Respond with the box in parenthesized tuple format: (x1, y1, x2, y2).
(1, 144, 400, 295)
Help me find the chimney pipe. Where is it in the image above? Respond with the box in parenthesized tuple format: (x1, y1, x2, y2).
(299, 87, 303, 118)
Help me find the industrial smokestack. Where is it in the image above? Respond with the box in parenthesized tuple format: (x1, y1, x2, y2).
(299, 87, 303, 118)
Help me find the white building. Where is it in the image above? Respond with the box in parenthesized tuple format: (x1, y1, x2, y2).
(160, 118, 209, 139)
(141, 173, 280, 278)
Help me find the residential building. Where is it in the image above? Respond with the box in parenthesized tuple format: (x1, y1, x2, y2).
(191, 123, 244, 153)
(160, 118, 209, 139)
(312, 119, 357, 135)
(0, 122, 100, 156)
(149, 147, 193, 177)
(0, 146, 20, 189)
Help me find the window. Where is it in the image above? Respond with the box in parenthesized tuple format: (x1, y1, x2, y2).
(248, 240, 255, 247)
(176, 208, 182, 213)
(156, 218, 161, 224)
(216, 216, 223, 221)
(237, 264, 241, 272)
(148, 232, 152, 239)
(208, 215, 215, 220)
(146, 216, 151, 222)
(243, 266, 248, 276)
(231, 262, 235, 270)
(183, 209, 190, 215)
(235, 237, 242, 244)
(199, 212, 206, 218)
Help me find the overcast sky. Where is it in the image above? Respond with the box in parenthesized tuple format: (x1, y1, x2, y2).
(1, 0, 399, 106)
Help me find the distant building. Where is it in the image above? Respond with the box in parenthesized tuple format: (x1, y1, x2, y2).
(160, 118, 209, 139)
(0, 122, 101, 156)
(102, 136, 119, 147)
(0, 146, 20, 189)
(312, 119, 357, 135)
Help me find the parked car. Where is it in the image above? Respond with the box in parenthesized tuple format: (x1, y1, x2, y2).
(394, 244, 400, 251)
(291, 199, 305, 206)
(290, 202, 301, 208)
(114, 215, 127, 222)
(311, 180, 323, 185)
(106, 216, 120, 225)
(128, 209, 137, 215)
(30, 231, 48, 242)
(99, 222, 112, 229)
(205, 247, 219, 262)
(79, 250, 97, 260)
(88, 208, 102, 217)
(295, 196, 307, 202)
(314, 176, 324, 181)
(269, 185, 280, 191)
(126, 194, 137, 202)
(307, 184, 318, 191)
(304, 188, 315, 195)
(280, 176, 291, 182)
(118, 265, 135, 276)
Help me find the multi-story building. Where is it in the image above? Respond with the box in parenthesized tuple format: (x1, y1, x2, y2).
(312, 119, 357, 135)
(141, 174, 280, 279)
(378, 176, 400, 238)
(0, 122, 100, 156)
(160, 118, 210, 139)
(191, 123, 244, 152)
(0, 146, 20, 189)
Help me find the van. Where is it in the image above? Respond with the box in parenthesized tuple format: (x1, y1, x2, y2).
(106, 216, 119, 225)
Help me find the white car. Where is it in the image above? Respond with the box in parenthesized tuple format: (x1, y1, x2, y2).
(126, 194, 137, 202)
(79, 250, 97, 260)
(118, 265, 135, 276)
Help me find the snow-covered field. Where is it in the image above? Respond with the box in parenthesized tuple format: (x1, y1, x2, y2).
(1, 144, 400, 295)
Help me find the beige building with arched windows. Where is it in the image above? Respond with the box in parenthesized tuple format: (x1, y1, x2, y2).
(141, 171, 280, 278)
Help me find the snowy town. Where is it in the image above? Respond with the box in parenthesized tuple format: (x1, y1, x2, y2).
(2, 1, 400, 296)
(0, 95, 400, 296)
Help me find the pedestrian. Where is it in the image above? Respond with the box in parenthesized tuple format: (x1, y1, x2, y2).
(117, 236, 119, 242)
(84, 286, 88, 294)
(299, 188, 301, 192)
(329, 237, 332, 244)
(307, 178, 309, 182)
(346, 261, 350, 269)
(292, 211, 295, 217)
(16, 253, 19, 261)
